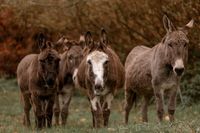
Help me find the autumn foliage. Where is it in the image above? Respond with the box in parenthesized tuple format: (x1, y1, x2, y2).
(0, 0, 200, 77)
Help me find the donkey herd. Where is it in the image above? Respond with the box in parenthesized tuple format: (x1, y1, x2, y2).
(17, 15, 194, 129)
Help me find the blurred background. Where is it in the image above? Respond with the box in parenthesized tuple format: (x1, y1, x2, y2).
(0, 0, 200, 105)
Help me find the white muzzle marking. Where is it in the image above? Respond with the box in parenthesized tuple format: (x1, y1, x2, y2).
(174, 59, 184, 69)
(173, 59, 185, 76)
(73, 68, 80, 88)
(73, 68, 78, 82)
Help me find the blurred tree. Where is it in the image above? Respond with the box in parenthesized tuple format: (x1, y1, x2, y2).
(0, 0, 200, 103)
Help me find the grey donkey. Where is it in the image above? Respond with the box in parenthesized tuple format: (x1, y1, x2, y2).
(124, 15, 194, 124)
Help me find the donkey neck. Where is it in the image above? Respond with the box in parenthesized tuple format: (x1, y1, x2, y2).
(60, 52, 72, 74)
(152, 43, 169, 66)
(151, 43, 174, 78)
(28, 56, 46, 87)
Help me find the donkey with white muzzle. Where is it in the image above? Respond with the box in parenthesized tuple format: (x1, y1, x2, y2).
(124, 15, 193, 124)
(74, 29, 125, 127)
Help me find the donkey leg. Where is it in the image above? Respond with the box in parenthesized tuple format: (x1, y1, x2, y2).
(22, 94, 31, 127)
(61, 87, 73, 125)
(93, 109, 103, 128)
(141, 95, 150, 122)
(103, 93, 113, 126)
(31, 95, 43, 129)
(91, 108, 96, 127)
(103, 109, 110, 127)
(124, 89, 136, 124)
(89, 97, 96, 127)
(168, 88, 177, 122)
(154, 89, 164, 122)
(41, 101, 47, 127)
(53, 94, 60, 126)
(46, 96, 55, 128)
(90, 97, 103, 128)
(41, 115, 46, 128)
(61, 96, 72, 125)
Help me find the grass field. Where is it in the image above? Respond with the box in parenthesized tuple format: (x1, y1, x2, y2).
(0, 78, 199, 133)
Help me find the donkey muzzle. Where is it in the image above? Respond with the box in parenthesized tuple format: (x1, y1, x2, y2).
(174, 59, 185, 76)
(73, 69, 78, 82)
(94, 84, 104, 96)
(46, 78, 55, 86)
(46, 72, 56, 87)
(95, 84, 103, 91)
(174, 68, 184, 76)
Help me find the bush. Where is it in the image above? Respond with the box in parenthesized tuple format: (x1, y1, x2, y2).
(181, 62, 200, 105)
(1, 0, 200, 77)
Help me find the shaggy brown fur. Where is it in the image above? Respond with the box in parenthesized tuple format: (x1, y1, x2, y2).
(17, 33, 60, 129)
(74, 29, 125, 128)
(53, 36, 84, 125)
(124, 15, 193, 124)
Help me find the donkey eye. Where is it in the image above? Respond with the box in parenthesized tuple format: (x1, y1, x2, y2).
(87, 60, 92, 65)
(184, 43, 187, 47)
(55, 58, 60, 63)
(104, 60, 109, 65)
(39, 59, 45, 63)
(68, 55, 73, 60)
(168, 43, 172, 48)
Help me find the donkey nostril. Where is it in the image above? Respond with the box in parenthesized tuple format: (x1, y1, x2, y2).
(47, 78, 54, 86)
(175, 68, 184, 76)
(95, 84, 102, 91)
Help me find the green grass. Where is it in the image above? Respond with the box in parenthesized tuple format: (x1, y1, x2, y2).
(0, 78, 200, 133)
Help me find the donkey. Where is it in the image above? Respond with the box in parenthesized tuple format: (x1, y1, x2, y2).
(53, 36, 84, 125)
(17, 33, 60, 129)
(74, 29, 125, 128)
(124, 15, 194, 124)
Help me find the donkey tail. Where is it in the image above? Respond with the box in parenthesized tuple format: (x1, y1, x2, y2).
(124, 90, 137, 108)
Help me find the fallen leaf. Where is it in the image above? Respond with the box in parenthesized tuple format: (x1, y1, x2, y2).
(107, 127, 116, 132)
(165, 115, 170, 121)
(80, 118, 86, 123)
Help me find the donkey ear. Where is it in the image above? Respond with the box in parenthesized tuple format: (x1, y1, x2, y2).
(180, 19, 194, 35)
(163, 15, 176, 33)
(63, 45, 70, 51)
(57, 36, 69, 45)
(100, 28, 108, 45)
(46, 41, 54, 48)
(63, 42, 73, 51)
(85, 31, 93, 48)
(79, 34, 86, 48)
(79, 34, 85, 42)
(56, 36, 65, 44)
(186, 19, 194, 28)
(56, 36, 70, 51)
(37, 33, 47, 51)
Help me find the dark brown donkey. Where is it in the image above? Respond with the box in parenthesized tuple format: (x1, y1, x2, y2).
(124, 15, 193, 124)
(74, 29, 125, 128)
(53, 36, 84, 125)
(17, 33, 60, 129)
